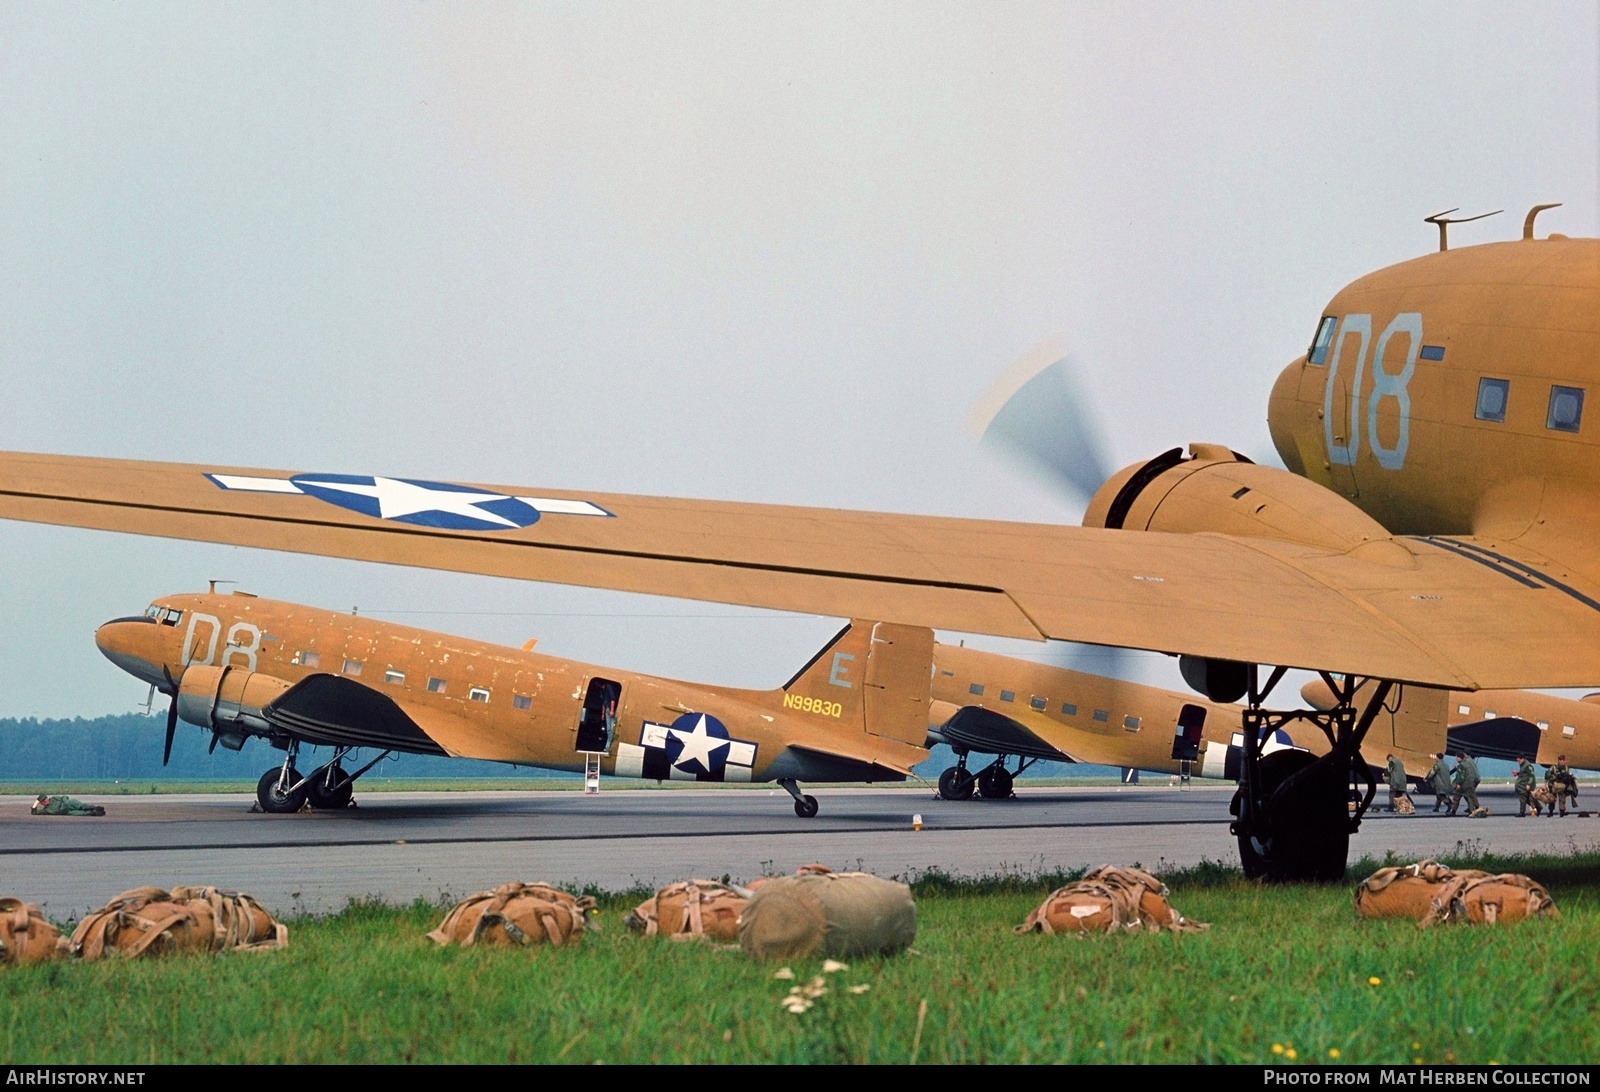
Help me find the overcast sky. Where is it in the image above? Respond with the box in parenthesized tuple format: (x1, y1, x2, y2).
(1, 2, 1596, 720)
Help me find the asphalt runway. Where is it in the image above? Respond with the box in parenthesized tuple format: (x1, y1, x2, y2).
(4, 784, 1595, 918)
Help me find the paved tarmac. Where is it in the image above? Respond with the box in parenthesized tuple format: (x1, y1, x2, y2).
(3, 784, 1595, 918)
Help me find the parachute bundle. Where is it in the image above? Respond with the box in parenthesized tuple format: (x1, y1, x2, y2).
(1353, 860, 1488, 920)
(428, 882, 597, 948)
(1015, 866, 1209, 936)
(69, 886, 288, 961)
(0, 898, 66, 965)
(627, 879, 751, 942)
(737, 871, 916, 961)
(1418, 873, 1560, 928)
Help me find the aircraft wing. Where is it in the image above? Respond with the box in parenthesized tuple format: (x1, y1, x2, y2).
(4, 450, 1600, 690)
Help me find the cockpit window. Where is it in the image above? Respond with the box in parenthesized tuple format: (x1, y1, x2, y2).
(144, 605, 183, 625)
(1307, 316, 1337, 365)
(1548, 386, 1584, 433)
(160, 610, 182, 627)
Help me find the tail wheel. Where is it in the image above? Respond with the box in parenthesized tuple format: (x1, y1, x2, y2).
(1233, 749, 1350, 882)
(793, 794, 819, 819)
(256, 767, 308, 814)
(307, 764, 355, 811)
(938, 766, 976, 801)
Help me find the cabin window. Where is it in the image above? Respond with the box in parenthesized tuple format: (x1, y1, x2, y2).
(342, 659, 363, 676)
(296, 651, 320, 668)
(1307, 316, 1336, 365)
(940, 670, 954, 677)
(427, 677, 446, 694)
(1123, 715, 1141, 731)
(1547, 386, 1584, 432)
(1563, 725, 1575, 738)
(1475, 378, 1509, 423)
(1419, 345, 1446, 361)
(999, 690, 1015, 703)
(512, 694, 532, 711)
(1030, 696, 1047, 711)
(1484, 710, 1497, 720)
(1457, 704, 1470, 715)
(1061, 703, 1077, 716)
(1537, 721, 1549, 732)
(469, 686, 490, 703)
(384, 669, 404, 685)
(1093, 709, 1109, 723)
(969, 683, 984, 696)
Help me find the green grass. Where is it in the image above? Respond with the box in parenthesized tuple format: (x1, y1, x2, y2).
(4, 852, 1598, 1064)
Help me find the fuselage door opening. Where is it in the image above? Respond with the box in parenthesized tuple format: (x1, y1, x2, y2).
(1171, 703, 1207, 762)
(576, 677, 621, 754)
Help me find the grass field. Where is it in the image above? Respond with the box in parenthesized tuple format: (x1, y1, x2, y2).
(4, 852, 1597, 1065)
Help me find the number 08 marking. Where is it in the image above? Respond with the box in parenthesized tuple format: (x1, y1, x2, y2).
(1323, 311, 1420, 471)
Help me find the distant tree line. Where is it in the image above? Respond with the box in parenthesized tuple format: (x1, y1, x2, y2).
(0, 715, 1117, 782)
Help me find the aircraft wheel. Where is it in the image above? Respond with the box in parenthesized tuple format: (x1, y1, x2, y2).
(256, 767, 308, 814)
(793, 794, 819, 819)
(1233, 749, 1350, 883)
(938, 766, 976, 801)
(977, 765, 1014, 800)
(307, 765, 354, 811)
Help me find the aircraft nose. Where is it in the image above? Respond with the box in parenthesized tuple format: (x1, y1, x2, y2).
(95, 616, 175, 689)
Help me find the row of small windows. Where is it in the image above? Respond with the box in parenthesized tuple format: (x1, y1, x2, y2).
(967, 683, 1140, 730)
(292, 651, 526, 709)
(1475, 378, 1584, 432)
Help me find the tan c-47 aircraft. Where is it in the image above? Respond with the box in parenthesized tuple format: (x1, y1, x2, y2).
(4, 206, 1596, 879)
(95, 591, 934, 817)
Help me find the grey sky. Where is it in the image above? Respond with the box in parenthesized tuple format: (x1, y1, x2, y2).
(1, 3, 1596, 719)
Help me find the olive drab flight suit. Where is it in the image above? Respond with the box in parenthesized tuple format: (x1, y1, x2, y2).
(29, 795, 103, 816)
(1426, 757, 1453, 812)
(1449, 755, 1481, 816)
(1514, 759, 1537, 816)
(1386, 756, 1409, 813)
(1546, 761, 1578, 817)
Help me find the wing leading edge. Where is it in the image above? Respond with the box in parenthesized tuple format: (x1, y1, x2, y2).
(3, 450, 1599, 690)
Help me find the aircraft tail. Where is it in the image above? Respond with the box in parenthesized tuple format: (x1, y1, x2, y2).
(781, 621, 934, 748)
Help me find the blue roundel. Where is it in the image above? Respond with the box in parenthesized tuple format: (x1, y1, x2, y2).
(288, 474, 542, 531)
(663, 712, 732, 777)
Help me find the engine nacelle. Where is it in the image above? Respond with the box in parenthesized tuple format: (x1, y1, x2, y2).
(175, 664, 293, 750)
(1083, 443, 1409, 561)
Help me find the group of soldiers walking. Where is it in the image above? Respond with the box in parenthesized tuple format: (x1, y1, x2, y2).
(1382, 752, 1580, 817)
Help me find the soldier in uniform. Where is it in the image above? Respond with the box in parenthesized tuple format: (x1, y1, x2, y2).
(1426, 753, 1453, 812)
(30, 794, 104, 816)
(1513, 756, 1537, 816)
(1545, 755, 1578, 817)
(1385, 754, 1410, 813)
(1448, 751, 1481, 817)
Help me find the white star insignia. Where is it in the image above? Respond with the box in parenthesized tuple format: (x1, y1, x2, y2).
(669, 714, 731, 772)
(300, 476, 521, 527)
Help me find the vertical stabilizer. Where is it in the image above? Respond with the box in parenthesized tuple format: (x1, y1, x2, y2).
(781, 620, 933, 746)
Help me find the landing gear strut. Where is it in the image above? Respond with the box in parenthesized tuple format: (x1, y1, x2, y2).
(255, 743, 392, 814)
(778, 778, 819, 818)
(1229, 668, 1389, 883)
(938, 753, 1035, 801)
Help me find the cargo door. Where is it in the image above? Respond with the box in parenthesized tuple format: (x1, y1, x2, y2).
(862, 623, 935, 748)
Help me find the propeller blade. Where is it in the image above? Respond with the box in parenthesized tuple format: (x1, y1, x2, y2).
(163, 696, 178, 767)
(968, 340, 1113, 505)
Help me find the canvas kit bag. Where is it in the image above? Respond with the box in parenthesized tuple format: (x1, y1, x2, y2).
(428, 882, 597, 948)
(69, 886, 288, 961)
(628, 879, 751, 941)
(0, 898, 66, 965)
(737, 871, 916, 960)
(1015, 866, 1209, 936)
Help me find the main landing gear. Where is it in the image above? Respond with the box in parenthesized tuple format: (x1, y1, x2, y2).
(778, 778, 819, 818)
(1229, 668, 1389, 883)
(255, 742, 393, 814)
(936, 752, 1035, 801)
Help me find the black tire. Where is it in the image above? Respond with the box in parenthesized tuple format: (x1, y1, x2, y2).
(257, 766, 308, 814)
(938, 766, 976, 801)
(977, 765, 1014, 800)
(794, 794, 819, 818)
(307, 764, 355, 811)
(1233, 749, 1350, 882)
